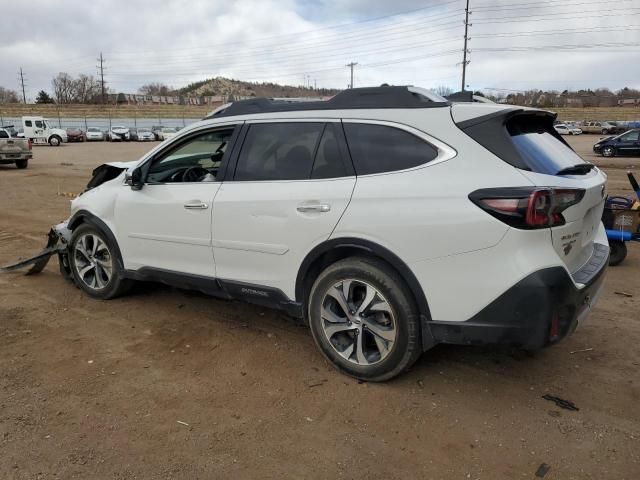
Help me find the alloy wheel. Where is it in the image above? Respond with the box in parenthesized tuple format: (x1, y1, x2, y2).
(320, 279, 397, 366)
(73, 233, 113, 290)
(603, 146, 615, 157)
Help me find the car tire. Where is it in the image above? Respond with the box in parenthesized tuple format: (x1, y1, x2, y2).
(307, 256, 422, 382)
(49, 135, 61, 146)
(601, 129, 609, 135)
(68, 223, 132, 300)
(608, 241, 627, 266)
(602, 146, 615, 157)
(15, 160, 28, 169)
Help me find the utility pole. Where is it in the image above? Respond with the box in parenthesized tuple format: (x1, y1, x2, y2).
(97, 52, 106, 104)
(346, 62, 358, 89)
(461, 0, 471, 92)
(18, 68, 27, 103)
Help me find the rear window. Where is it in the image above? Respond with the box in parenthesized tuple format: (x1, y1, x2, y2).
(343, 123, 438, 175)
(508, 116, 586, 175)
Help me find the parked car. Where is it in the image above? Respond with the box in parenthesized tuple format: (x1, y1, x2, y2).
(21, 116, 67, 146)
(581, 121, 621, 135)
(85, 127, 105, 141)
(0, 127, 32, 169)
(160, 127, 178, 141)
(45, 86, 608, 381)
(66, 127, 85, 142)
(1, 125, 20, 137)
(151, 126, 164, 141)
(107, 126, 130, 142)
(554, 124, 582, 135)
(593, 129, 640, 157)
(135, 127, 155, 141)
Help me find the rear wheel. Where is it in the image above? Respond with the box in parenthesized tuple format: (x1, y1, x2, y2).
(69, 224, 132, 299)
(609, 241, 627, 266)
(308, 257, 421, 382)
(15, 160, 28, 169)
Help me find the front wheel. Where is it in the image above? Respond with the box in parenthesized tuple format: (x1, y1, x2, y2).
(602, 146, 616, 157)
(308, 257, 421, 382)
(49, 135, 61, 146)
(69, 224, 132, 299)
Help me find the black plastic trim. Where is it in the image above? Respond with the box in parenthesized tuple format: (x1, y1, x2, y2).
(429, 256, 608, 350)
(295, 237, 435, 349)
(122, 267, 303, 317)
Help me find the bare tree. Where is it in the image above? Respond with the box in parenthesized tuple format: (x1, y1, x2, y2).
(52, 72, 76, 104)
(432, 85, 453, 97)
(139, 82, 174, 96)
(73, 74, 100, 103)
(0, 86, 20, 103)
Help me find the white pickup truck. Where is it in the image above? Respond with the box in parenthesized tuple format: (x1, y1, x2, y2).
(20, 116, 68, 146)
(0, 128, 32, 169)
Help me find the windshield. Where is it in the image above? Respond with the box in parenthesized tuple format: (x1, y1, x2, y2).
(162, 128, 177, 133)
(88, 128, 100, 132)
(508, 116, 586, 175)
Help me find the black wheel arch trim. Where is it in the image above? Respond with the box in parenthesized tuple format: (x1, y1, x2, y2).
(296, 237, 435, 349)
(68, 210, 125, 270)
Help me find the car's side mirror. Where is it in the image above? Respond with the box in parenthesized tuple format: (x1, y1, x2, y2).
(126, 167, 144, 191)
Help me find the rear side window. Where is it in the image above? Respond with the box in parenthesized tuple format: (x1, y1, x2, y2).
(0, 130, 8, 139)
(235, 123, 323, 181)
(311, 123, 349, 179)
(507, 116, 586, 175)
(343, 123, 438, 175)
(25, 120, 32, 127)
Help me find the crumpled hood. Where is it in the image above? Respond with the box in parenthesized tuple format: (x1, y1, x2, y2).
(86, 160, 140, 190)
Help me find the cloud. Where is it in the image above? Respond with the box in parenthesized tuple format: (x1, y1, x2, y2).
(0, 0, 638, 100)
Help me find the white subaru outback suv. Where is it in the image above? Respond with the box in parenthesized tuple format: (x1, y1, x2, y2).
(48, 86, 608, 381)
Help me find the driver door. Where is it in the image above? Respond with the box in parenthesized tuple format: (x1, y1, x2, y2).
(114, 124, 239, 277)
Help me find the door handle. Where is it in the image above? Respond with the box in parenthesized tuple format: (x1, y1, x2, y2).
(297, 203, 331, 213)
(184, 201, 209, 210)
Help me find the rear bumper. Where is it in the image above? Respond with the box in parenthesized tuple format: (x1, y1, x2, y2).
(0, 153, 32, 164)
(428, 243, 608, 350)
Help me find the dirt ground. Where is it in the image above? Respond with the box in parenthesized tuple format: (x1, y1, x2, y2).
(1, 135, 638, 480)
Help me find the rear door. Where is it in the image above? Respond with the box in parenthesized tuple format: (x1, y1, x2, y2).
(616, 130, 640, 154)
(211, 120, 355, 298)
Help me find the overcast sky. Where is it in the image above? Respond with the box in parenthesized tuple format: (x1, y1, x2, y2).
(1, 0, 639, 100)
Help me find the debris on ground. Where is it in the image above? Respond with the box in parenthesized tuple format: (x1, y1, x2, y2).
(56, 191, 78, 198)
(542, 394, 579, 411)
(614, 291, 633, 298)
(177, 421, 189, 426)
(570, 348, 594, 354)
(535, 463, 551, 477)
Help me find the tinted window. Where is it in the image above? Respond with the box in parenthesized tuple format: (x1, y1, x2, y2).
(35, 120, 44, 128)
(147, 128, 234, 183)
(235, 123, 323, 181)
(508, 116, 586, 175)
(620, 130, 639, 142)
(343, 123, 438, 175)
(25, 120, 32, 127)
(311, 123, 349, 179)
(0, 130, 8, 138)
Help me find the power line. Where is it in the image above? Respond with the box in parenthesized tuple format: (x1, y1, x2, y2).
(18, 68, 27, 104)
(461, 0, 471, 91)
(97, 52, 106, 104)
(346, 62, 358, 88)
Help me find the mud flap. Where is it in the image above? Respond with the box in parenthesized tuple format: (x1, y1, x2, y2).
(0, 229, 65, 275)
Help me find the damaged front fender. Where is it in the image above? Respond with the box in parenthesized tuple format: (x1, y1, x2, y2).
(0, 222, 72, 275)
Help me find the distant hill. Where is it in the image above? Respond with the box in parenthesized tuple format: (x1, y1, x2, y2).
(178, 77, 339, 99)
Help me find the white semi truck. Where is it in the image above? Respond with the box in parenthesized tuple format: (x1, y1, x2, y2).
(20, 116, 68, 146)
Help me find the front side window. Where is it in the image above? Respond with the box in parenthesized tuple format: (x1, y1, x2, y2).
(235, 122, 324, 181)
(343, 123, 439, 175)
(35, 120, 44, 128)
(620, 130, 639, 142)
(146, 128, 235, 183)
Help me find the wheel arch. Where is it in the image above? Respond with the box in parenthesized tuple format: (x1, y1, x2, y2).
(296, 237, 435, 349)
(68, 210, 125, 269)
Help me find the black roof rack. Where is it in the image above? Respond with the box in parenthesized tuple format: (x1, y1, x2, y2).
(205, 86, 449, 119)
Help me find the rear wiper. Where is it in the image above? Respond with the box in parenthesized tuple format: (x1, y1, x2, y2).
(556, 163, 595, 176)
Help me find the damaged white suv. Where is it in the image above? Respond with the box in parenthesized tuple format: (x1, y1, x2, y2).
(18, 87, 610, 381)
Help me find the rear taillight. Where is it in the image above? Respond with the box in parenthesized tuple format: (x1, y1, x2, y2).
(28, 138, 32, 150)
(469, 187, 585, 229)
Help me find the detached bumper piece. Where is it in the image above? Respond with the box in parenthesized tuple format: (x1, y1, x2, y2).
(428, 243, 609, 350)
(0, 223, 71, 275)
